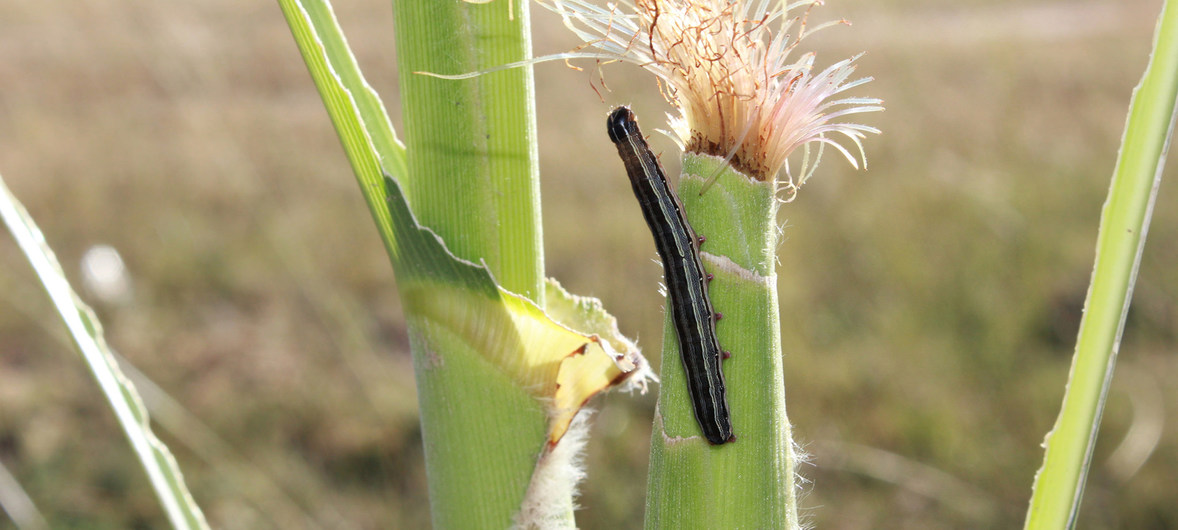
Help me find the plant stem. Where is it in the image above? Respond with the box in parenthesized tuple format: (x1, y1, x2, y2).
(646, 153, 798, 529)
(390, 1, 553, 526)
(393, 0, 543, 302)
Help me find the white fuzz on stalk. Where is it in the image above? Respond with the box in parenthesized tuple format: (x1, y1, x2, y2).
(513, 409, 594, 529)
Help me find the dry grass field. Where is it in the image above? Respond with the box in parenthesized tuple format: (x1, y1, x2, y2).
(1, 0, 1175, 528)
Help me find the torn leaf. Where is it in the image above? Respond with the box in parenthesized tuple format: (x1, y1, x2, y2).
(386, 175, 653, 444)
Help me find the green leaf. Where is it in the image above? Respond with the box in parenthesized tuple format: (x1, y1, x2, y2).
(384, 174, 651, 444)
(276, 0, 405, 254)
(1025, 1, 1178, 527)
(0, 173, 209, 530)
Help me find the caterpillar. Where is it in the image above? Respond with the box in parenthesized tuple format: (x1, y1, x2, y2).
(606, 106, 734, 445)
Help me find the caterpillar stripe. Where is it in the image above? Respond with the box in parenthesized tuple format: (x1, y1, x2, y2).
(607, 106, 734, 445)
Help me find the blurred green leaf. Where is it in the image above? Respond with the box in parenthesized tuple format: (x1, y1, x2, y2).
(0, 173, 209, 530)
(1025, 1, 1178, 527)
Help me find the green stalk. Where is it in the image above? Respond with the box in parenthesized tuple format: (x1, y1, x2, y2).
(282, 0, 558, 525)
(389, 1, 553, 527)
(393, 0, 543, 301)
(646, 154, 798, 529)
(1024, 1, 1178, 527)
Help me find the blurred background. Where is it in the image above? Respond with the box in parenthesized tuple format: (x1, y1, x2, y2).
(1, 0, 1175, 528)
